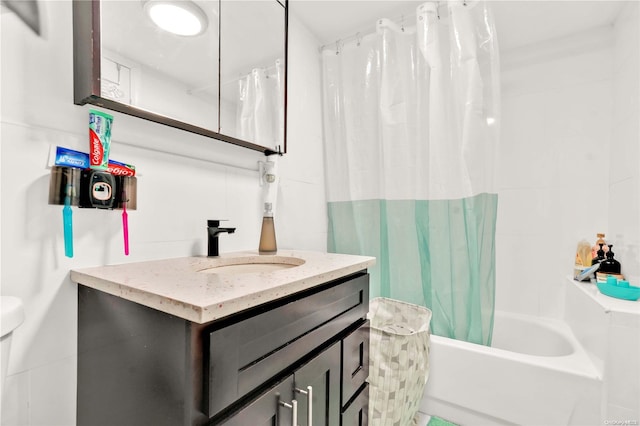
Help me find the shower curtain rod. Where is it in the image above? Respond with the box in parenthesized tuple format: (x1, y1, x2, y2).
(318, 0, 469, 53)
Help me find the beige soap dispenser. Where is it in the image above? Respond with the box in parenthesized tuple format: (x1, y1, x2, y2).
(259, 202, 277, 255)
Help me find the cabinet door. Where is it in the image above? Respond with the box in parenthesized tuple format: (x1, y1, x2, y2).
(294, 342, 341, 426)
(220, 376, 295, 426)
(341, 383, 369, 426)
(342, 320, 370, 407)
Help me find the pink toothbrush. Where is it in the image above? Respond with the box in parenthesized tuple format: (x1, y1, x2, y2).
(122, 191, 129, 256)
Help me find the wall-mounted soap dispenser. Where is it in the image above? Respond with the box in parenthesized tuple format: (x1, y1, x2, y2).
(257, 154, 279, 255)
(259, 202, 277, 255)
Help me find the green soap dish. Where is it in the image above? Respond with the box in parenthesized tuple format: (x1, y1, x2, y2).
(596, 282, 640, 301)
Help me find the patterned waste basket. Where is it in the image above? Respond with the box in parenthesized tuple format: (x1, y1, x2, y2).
(367, 297, 432, 426)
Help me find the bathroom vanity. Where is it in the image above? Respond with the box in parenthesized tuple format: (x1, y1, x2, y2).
(71, 250, 375, 425)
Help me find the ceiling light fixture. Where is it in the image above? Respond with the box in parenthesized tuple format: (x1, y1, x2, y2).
(143, 0, 208, 37)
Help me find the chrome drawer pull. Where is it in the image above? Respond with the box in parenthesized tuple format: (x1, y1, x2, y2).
(280, 399, 298, 426)
(295, 386, 313, 426)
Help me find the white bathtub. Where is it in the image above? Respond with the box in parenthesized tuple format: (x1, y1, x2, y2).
(420, 311, 603, 425)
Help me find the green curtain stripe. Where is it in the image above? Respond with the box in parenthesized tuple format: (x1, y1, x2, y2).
(327, 193, 497, 346)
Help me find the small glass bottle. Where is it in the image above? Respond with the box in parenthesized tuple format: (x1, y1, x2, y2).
(259, 202, 277, 255)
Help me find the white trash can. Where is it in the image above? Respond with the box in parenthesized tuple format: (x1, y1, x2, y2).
(367, 297, 432, 426)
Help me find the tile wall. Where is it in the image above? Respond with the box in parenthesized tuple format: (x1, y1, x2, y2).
(500, 3, 639, 420)
(497, 25, 614, 319)
(605, 2, 639, 420)
(497, 1, 639, 319)
(0, 3, 325, 423)
(609, 1, 640, 284)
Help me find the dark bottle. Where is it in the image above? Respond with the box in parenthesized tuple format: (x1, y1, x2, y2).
(591, 243, 606, 266)
(598, 245, 621, 274)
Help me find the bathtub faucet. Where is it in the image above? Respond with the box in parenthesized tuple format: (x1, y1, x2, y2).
(207, 220, 236, 257)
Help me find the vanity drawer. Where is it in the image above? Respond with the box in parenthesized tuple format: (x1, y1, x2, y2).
(341, 382, 369, 426)
(342, 320, 370, 407)
(205, 272, 369, 418)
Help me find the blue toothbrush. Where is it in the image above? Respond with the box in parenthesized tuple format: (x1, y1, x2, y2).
(63, 185, 73, 258)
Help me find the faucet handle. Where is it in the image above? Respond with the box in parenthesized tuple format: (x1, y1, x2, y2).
(207, 219, 229, 227)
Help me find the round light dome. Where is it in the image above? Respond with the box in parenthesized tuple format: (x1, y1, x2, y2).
(143, 1, 208, 36)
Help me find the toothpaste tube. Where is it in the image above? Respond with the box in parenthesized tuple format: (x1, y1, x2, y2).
(54, 146, 136, 176)
(55, 146, 90, 169)
(107, 159, 136, 177)
(89, 109, 113, 170)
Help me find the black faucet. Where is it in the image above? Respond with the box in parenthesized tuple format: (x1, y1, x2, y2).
(207, 220, 236, 257)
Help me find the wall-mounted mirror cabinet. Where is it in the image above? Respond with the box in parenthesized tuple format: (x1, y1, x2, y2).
(73, 0, 287, 155)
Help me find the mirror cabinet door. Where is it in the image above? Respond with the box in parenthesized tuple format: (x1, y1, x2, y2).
(73, 0, 287, 154)
(219, 0, 286, 153)
(100, 0, 220, 132)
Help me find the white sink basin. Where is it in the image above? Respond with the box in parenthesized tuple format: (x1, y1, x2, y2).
(197, 256, 305, 275)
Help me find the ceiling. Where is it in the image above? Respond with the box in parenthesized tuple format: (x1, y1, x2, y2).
(290, 0, 627, 52)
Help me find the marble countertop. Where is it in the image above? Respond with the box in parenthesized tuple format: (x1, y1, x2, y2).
(70, 250, 376, 324)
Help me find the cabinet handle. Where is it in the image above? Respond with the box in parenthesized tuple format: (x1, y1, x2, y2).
(295, 386, 313, 426)
(279, 399, 298, 426)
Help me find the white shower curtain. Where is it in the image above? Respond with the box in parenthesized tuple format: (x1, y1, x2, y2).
(236, 59, 284, 149)
(323, 1, 500, 345)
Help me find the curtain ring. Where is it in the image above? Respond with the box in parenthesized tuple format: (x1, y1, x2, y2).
(401, 14, 405, 32)
(335, 40, 342, 55)
(356, 32, 362, 47)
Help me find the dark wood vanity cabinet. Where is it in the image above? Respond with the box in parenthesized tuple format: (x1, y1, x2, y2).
(77, 271, 370, 426)
(221, 342, 341, 426)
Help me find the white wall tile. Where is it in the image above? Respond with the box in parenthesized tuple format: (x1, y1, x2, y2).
(563, 280, 608, 372)
(611, 310, 640, 329)
(609, 0, 640, 287)
(280, 14, 327, 188)
(608, 178, 640, 282)
(613, 62, 640, 123)
(277, 178, 327, 251)
(501, 43, 612, 97)
(606, 322, 640, 415)
(611, 115, 640, 185)
(606, 404, 640, 425)
(498, 35, 614, 317)
(29, 357, 76, 426)
(495, 233, 542, 315)
(498, 94, 551, 190)
(1, 370, 30, 425)
(613, 2, 640, 73)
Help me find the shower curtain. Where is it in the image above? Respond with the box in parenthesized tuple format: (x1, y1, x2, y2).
(322, 1, 500, 345)
(236, 59, 284, 149)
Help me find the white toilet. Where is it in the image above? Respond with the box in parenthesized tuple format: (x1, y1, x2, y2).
(1, 296, 25, 390)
